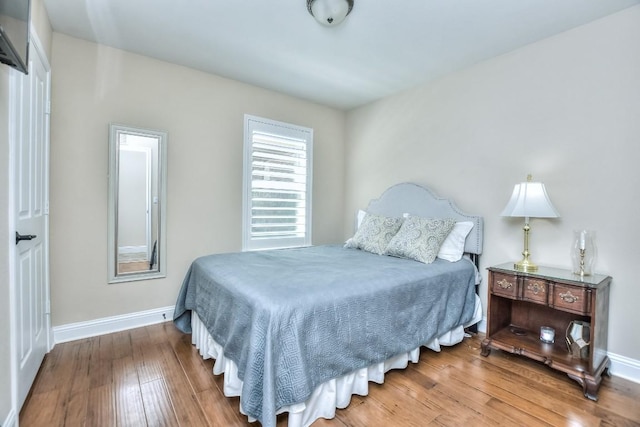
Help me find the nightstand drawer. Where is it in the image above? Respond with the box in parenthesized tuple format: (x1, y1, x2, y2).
(491, 272, 518, 298)
(523, 278, 548, 304)
(552, 284, 590, 314)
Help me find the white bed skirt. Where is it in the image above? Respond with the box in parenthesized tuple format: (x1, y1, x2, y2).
(191, 295, 482, 427)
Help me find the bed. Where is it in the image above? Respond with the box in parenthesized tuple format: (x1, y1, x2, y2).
(173, 183, 484, 427)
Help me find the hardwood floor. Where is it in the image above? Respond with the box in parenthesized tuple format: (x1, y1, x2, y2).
(20, 322, 640, 426)
(118, 261, 151, 274)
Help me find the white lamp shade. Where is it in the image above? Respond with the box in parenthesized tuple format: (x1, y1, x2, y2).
(500, 181, 560, 218)
(309, 0, 351, 26)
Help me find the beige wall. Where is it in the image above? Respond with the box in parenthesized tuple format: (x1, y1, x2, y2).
(345, 6, 640, 362)
(49, 33, 345, 326)
(0, 0, 51, 422)
(30, 0, 52, 58)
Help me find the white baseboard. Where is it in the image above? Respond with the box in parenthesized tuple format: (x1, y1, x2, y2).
(2, 408, 17, 427)
(118, 245, 149, 263)
(475, 316, 639, 384)
(53, 305, 175, 344)
(609, 351, 640, 384)
(118, 245, 148, 254)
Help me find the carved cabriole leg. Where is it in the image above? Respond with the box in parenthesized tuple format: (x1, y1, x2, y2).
(584, 376, 602, 401)
(567, 373, 589, 399)
(567, 356, 610, 401)
(481, 339, 491, 356)
(567, 373, 601, 401)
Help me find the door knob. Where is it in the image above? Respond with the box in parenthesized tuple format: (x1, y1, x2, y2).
(16, 231, 37, 245)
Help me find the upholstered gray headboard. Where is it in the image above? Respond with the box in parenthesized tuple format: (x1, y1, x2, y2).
(364, 183, 484, 256)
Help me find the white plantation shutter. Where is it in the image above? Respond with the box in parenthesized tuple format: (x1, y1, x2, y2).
(243, 115, 313, 250)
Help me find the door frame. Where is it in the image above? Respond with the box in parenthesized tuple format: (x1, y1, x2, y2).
(8, 29, 52, 421)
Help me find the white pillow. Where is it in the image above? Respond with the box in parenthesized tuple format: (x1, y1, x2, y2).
(356, 209, 367, 229)
(437, 221, 474, 262)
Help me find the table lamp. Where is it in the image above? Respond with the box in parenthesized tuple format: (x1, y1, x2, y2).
(501, 175, 559, 272)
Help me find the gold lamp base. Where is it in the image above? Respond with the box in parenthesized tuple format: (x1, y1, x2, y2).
(514, 258, 538, 272)
(514, 222, 539, 272)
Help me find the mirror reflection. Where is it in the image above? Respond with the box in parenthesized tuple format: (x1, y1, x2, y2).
(108, 124, 167, 283)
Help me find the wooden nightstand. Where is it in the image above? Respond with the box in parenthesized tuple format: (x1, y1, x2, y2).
(481, 263, 611, 400)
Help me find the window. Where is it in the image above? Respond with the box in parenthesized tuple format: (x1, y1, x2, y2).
(243, 115, 313, 251)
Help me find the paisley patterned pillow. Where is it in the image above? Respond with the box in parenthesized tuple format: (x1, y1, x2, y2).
(384, 216, 456, 264)
(345, 212, 404, 255)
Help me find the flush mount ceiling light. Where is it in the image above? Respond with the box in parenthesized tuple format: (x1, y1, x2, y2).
(307, 0, 354, 26)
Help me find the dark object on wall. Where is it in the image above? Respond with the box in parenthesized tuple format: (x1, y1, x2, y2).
(150, 240, 157, 270)
(0, 0, 30, 74)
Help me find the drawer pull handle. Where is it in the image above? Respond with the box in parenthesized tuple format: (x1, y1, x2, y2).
(559, 291, 578, 304)
(528, 282, 545, 295)
(497, 279, 513, 290)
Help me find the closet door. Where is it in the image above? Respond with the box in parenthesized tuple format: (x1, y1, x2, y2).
(12, 36, 51, 410)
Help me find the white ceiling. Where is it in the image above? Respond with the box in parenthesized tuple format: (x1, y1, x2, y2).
(43, 0, 640, 110)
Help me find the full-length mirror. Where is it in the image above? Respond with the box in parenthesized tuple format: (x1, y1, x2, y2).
(108, 124, 167, 283)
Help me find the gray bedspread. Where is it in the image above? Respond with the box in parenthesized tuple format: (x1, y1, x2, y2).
(173, 245, 476, 427)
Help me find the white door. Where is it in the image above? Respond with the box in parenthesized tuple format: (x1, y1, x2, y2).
(12, 36, 51, 410)
(117, 146, 152, 263)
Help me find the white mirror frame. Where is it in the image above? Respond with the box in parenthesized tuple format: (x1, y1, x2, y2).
(108, 124, 168, 283)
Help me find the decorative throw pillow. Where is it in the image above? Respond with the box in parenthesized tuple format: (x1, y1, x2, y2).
(384, 216, 456, 264)
(356, 209, 367, 229)
(345, 212, 404, 255)
(438, 221, 474, 262)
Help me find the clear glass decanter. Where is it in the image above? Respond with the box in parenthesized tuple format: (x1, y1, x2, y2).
(571, 230, 597, 276)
